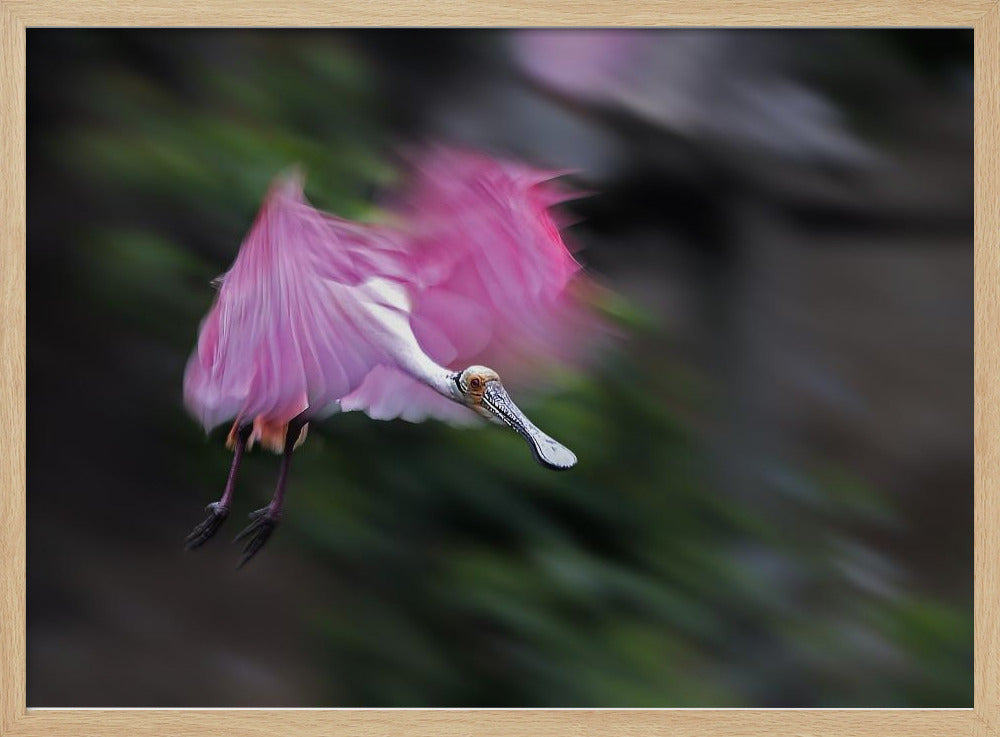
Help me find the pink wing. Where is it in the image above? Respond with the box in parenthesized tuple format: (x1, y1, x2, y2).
(341, 147, 597, 425)
(183, 174, 405, 438)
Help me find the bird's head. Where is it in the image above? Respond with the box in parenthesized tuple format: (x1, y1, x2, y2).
(453, 365, 577, 470)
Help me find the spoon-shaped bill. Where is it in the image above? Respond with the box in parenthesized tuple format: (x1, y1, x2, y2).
(480, 381, 577, 470)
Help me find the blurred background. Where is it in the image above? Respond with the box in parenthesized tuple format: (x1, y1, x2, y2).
(26, 29, 972, 707)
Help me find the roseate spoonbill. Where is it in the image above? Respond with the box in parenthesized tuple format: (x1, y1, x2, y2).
(183, 148, 594, 566)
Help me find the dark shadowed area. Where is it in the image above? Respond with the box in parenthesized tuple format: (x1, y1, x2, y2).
(27, 29, 972, 707)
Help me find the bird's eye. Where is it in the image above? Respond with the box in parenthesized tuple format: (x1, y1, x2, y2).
(470, 377, 482, 390)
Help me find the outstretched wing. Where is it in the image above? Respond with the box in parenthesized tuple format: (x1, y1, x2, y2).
(183, 175, 407, 434)
(341, 147, 597, 425)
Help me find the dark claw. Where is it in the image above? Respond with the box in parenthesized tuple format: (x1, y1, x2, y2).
(184, 502, 229, 550)
(233, 507, 279, 568)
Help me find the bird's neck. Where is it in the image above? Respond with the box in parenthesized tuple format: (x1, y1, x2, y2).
(396, 350, 460, 401)
(424, 364, 461, 400)
(360, 279, 461, 401)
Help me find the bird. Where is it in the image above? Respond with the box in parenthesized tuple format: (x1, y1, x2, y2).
(182, 147, 597, 567)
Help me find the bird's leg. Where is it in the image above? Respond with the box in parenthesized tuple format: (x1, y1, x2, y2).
(185, 423, 253, 550)
(233, 416, 306, 568)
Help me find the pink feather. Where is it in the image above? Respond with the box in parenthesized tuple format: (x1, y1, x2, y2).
(185, 148, 599, 441)
(183, 173, 404, 448)
(342, 147, 596, 424)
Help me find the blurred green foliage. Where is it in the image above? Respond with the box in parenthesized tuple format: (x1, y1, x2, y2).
(37, 30, 970, 706)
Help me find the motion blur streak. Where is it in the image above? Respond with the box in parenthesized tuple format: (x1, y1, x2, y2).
(27, 29, 971, 707)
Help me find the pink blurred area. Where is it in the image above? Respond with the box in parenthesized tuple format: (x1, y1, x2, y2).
(27, 29, 972, 707)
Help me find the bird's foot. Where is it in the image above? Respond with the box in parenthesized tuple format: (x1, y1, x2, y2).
(184, 502, 229, 550)
(233, 507, 279, 568)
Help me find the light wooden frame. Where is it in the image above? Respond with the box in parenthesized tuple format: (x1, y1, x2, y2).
(1, 2, 996, 735)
